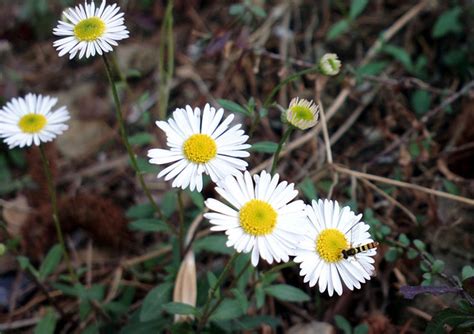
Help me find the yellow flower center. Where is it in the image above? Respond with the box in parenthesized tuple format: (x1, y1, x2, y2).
(182, 134, 217, 163)
(18, 114, 47, 134)
(239, 199, 277, 236)
(316, 228, 348, 263)
(73, 17, 106, 41)
(290, 105, 314, 122)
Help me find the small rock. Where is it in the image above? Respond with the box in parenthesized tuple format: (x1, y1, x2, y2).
(287, 321, 335, 334)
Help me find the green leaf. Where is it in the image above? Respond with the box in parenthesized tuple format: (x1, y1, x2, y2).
(17, 256, 39, 277)
(249, 141, 278, 153)
(407, 248, 419, 260)
(432, 7, 463, 38)
(194, 235, 234, 255)
(432, 260, 445, 274)
(411, 90, 431, 116)
(136, 157, 160, 174)
(186, 189, 204, 209)
(384, 247, 399, 262)
(140, 283, 173, 322)
(217, 99, 250, 116)
(327, 19, 350, 40)
(354, 323, 369, 334)
(334, 315, 352, 334)
(264, 284, 310, 302)
(413, 239, 425, 251)
(231, 288, 249, 313)
(356, 61, 389, 78)
(426, 308, 474, 333)
(299, 177, 317, 200)
(408, 141, 420, 159)
(39, 244, 63, 281)
(442, 180, 460, 196)
(255, 285, 265, 309)
(161, 302, 198, 316)
(128, 132, 153, 146)
(349, 0, 369, 19)
(462, 266, 474, 280)
(128, 219, 169, 233)
(207, 271, 218, 288)
(162, 191, 177, 218)
(210, 299, 244, 321)
(398, 234, 410, 247)
(126, 203, 155, 219)
(382, 44, 412, 71)
(34, 308, 57, 334)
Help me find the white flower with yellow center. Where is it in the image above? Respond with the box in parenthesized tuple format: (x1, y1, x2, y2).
(53, 0, 129, 59)
(286, 97, 320, 130)
(204, 171, 307, 266)
(294, 199, 377, 296)
(0, 94, 70, 149)
(148, 104, 251, 192)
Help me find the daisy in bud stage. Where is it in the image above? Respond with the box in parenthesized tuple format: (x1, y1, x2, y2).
(0, 93, 70, 148)
(204, 170, 307, 267)
(294, 199, 377, 296)
(148, 104, 251, 192)
(53, 0, 129, 59)
(319, 53, 341, 76)
(285, 97, 320, 130)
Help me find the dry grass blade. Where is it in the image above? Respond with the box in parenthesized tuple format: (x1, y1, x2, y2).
(173, 251, 197, 323)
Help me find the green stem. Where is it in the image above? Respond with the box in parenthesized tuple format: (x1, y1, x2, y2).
(257, 261, 296, 283)
(270, 126, 294, 175)
(158, 0, 174, 120)
(102, 55, 170, 228)
(38, 145, 77, 282)
(197, 252, 240, 332)
(263, 66, 320, 108)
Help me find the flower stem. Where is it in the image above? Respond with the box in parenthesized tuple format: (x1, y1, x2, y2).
(197, 252, 240, 332)
(102, 54, 168, 226)
(38, 145, 77, 282)
(270, 126, 294, 175)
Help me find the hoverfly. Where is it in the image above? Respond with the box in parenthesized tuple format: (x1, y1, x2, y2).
(342, 241, 379, 260)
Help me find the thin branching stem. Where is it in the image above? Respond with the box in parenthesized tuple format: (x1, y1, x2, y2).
(197, 252, 240, 332)
(102, 54, 172, 229)
(38, 145, 77, 282)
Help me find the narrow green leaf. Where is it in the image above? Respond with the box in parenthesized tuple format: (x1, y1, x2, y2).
(128, 132, 153, 146)
(34, 308, 57, 334)
(194, 235, 234, 255)
(210, 299, 244, 321)
(349, 0, 369, 20)
(383, 45, 412, 71)
(299, 177, 317, 200)
(217, 99, 250, 116)
(249, 141, 278, 153)
(327, 19, 350, 40)
(264, 284, 310, 302)
(354, 323, 369, 334)
(128, 219, 169, 233)
(432, 7, 463, 38)
(426, 308, 474, 333)
(126, 203, 155, 219)
(334, 315, 352, 334)
(186, 189, 204, 209)
(161, 302, 198, 316)
(140, 283, 173, 322)
(255, 285, 265, 309)
(39, 244, 63, 280)
(442, 180, 460, 195)
(411, 90, 431, 116)
(462, 266, 474, 280)
(232, 288, 249, 313)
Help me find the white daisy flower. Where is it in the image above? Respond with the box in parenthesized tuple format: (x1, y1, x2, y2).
(285, 97, 320, 130)
(148, 104, 251, 192)
(204, 170, 307, 267)
(0, 93, 70, 149)
(53, 0, 129, 60)
(294, 199, 377, 296)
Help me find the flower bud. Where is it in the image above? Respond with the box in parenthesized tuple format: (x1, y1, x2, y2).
(319, 53, 341, 76)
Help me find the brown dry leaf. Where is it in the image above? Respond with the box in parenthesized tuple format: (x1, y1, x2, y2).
(2, 195, 30, 237)
(173, 250, 197, 323)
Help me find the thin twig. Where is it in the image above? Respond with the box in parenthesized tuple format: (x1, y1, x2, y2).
(332, 164, 474, 206)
